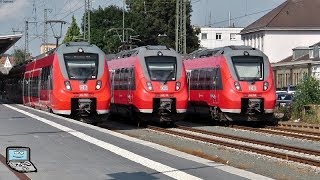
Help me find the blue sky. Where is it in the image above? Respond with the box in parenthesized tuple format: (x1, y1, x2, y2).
(0, 0, 286, 56)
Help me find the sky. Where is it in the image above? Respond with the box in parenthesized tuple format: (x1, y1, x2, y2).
(0, 0, 286, 56)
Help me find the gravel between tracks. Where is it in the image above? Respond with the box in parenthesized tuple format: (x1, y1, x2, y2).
(101, 119, 320, 180)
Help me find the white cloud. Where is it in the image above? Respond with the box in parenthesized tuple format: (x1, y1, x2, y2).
(0, 0, 28, 22)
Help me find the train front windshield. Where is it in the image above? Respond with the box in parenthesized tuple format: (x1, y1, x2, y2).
(145, 56, 177, 82)
(232, 56, 264, 81)
(64, 53, 99, 80)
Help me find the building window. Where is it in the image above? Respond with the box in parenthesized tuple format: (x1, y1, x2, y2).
(201, 33, 207, 40)
(230, 33, 236, 40)
(216, 33, 222, 40)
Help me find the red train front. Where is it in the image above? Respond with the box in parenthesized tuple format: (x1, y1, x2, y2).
(107, 45, 188, 124)
(14, 42, 111, 124)
(184, 45, 276, 123)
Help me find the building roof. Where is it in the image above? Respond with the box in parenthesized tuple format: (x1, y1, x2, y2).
(0, 56, 15, 66)
(241, 0, 320, 34)
(0, 34, 22, 55)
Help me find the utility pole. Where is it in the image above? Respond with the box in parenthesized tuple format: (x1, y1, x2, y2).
(175, 0, 187, 54)
(108, 0, 138, 51)
(84, 0, 91, 43)
(25, 20, 37, 60)
(44, 8, 52, 51)
(32, 0, 38, 34)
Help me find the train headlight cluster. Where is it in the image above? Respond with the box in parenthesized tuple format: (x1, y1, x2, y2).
(95, 80, 102, 90)
(175, 82, 181, 91)
(263, 81, 269, 91)
(146, 81, 153, 91)
(64, 81, 72, 90)
(234, 81, 241, 91)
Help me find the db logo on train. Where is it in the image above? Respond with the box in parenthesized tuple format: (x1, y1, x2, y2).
(160, 85, 168, 91)
(249, 85, 256, 91)
(79, 85, 88, 91)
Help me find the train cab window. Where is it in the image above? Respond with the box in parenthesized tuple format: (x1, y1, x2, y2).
(64, 53, 99, 80)
(145, 56, 177, 82)
(232, 56, 264, 81)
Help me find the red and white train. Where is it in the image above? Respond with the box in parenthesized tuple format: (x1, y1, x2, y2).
(7, 42, 111, 124)
(184, 45, 276, 123)
(107, 45, 188, 124)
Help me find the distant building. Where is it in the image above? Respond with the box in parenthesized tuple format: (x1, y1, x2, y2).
(241, 0, 320, 63)
(198, 27, 243, 49)
(0, 55, 15, 74)
(272, 42, 320, 89)
(40, 43, 56, 54)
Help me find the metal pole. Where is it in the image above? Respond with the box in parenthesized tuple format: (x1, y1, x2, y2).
(175, 0, 179, 52)
(122, 0, 125, 43)
(183, 0, 187, 54)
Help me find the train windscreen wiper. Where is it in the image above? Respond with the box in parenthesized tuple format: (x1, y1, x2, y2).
(163, 70, 174, 84)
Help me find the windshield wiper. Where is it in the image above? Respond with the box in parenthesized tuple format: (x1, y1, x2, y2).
(163, 70, 174, 84)
(82, 68, 95, 84)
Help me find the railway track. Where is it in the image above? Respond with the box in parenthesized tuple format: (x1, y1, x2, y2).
(231, 125, 320, 141)
(147, 125, 320, 167)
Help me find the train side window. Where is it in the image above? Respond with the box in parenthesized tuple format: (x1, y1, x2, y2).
(115, 69, 121, 90)
(206, 69, 214, 90)
(129, 68, 135, 90)
(199, 69, 206, 89)
(190, 70, 199, 90)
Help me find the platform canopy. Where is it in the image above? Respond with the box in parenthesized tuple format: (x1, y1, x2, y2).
(0, 34, 22, 55)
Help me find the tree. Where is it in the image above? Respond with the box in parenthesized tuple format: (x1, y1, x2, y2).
(126, 0, 200, 53)
(292, 75, 320, 119)
(88, 5, 127, 53)
(63, 15, 81, 43)
(12, 49, 27, 65)
(88, 1, 199, 53)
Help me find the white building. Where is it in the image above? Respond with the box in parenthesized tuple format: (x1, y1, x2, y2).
(240, 0, 320, 63)
(198, 27, 244, 49)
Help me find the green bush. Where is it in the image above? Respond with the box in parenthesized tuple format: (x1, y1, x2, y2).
(292, 76, 320, 123)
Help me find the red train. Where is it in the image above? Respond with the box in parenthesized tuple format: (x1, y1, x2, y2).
(184, 45, 276, 123)
(107, 45, 188, 124)
(7, 42, 111, 124)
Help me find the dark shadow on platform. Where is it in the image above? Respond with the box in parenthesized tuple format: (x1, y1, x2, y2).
(107, 172, 159, 180)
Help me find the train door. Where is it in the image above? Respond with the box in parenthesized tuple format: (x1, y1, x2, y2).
(40, 66, 50, 109)
(189, 69, 200, 102)
(127, 67, 135, 104)
(198, 69, 206, 102)
(23, 72, 30, 106)
(186, 70, 191, 101)
(48, 66, 53, 106)
(109, 69, 115, 103)
(210, 67, 221, 105)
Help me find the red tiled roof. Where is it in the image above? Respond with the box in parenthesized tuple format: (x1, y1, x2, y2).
(241, 0, 320, 34)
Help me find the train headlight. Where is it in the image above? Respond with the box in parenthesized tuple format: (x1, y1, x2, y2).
(95, 80, 102, 90)
(175, 81, 181, 91)
(146, 81, 153, 91)
(64, 81, 72, 90)
(263, 82, 269, 91)
(234, 81, 241, 91)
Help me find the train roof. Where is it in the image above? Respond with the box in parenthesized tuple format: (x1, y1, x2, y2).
(107, 45, 176, 61)
(186, 45, 259, 59)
